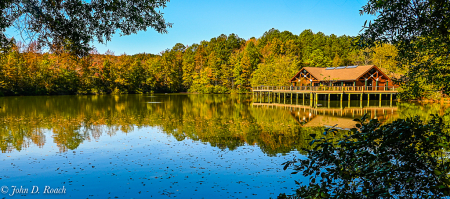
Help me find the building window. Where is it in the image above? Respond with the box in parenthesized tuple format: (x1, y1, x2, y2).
(333, 82, 341, 86)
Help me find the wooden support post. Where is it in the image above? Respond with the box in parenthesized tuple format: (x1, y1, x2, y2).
(390, 94, 393, 107)
(315, 93, 318, 106)
(284, 93, 286, 104)
(328, 93, 330, 103)
(313, 93, 316, 106)
(348, 94, 350, 108)
(291, 93, 293, 104)
(379, 94, 382, 107)
(265, 92, 267, 103)
(278, 93, 281, 103)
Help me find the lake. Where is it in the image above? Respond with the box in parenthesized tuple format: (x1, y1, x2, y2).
(0, 94, 448, 198)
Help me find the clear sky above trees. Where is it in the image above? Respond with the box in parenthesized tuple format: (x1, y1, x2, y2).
(4, 0, 375, 55)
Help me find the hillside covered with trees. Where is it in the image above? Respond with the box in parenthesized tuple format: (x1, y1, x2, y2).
(0, 28, 442, 99)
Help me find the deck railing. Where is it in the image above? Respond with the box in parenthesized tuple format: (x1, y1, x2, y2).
(253, 86, 399, 92)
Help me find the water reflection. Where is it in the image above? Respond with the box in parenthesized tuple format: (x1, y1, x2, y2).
(0, 94, 449, 154)
(253, 100, 398, 130)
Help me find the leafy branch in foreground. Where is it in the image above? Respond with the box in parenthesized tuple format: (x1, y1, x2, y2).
(1, 0, 172, 56)
(359, 0, 450, 98)
(281, 114, 450, 198)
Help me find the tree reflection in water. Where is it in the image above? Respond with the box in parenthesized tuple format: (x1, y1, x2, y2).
(0, 94, 448, 154)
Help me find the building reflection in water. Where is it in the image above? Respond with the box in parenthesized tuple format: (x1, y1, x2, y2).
(252, 100, 398, 130)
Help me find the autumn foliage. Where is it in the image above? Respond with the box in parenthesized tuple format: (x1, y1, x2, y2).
(0, 29, 401, 96)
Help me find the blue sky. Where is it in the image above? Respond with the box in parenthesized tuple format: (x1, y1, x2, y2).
(5, 0, 375, 55)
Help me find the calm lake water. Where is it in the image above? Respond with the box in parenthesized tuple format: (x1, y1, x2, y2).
(0, 94, 449, 198)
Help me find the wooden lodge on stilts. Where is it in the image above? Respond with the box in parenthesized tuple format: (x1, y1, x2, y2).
(252, 65, 399, 108)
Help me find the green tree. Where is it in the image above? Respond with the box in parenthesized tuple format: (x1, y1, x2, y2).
(359, 0, 450, 97)
(371, 43, 399, 74)
(251, 55, 299, 87)
(306, 49, 332, 68)
(234, 39, 261, 92)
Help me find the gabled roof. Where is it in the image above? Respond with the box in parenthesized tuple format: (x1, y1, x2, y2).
(291, 65, 390, 82)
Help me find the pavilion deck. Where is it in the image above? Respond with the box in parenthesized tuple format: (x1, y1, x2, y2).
(252, 86, 399, 93)
(251, 85, 399, 107)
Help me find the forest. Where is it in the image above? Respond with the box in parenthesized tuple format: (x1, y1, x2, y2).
(0, 28, 443, 99)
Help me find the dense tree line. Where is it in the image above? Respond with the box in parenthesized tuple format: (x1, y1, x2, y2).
(0, 28, 443, 99)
